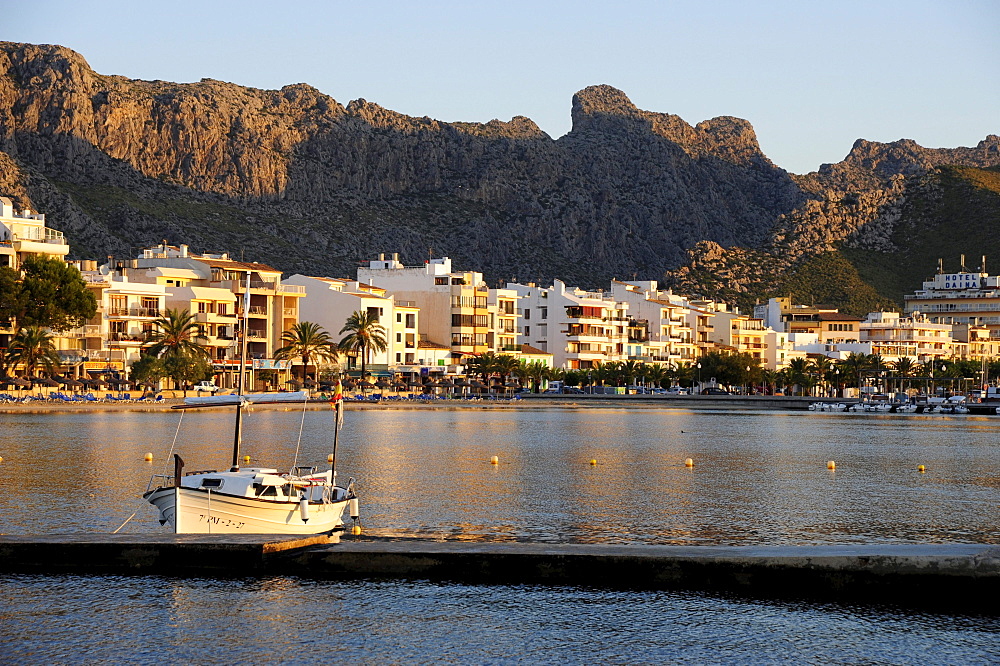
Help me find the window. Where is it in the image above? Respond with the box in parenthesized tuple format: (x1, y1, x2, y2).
(540, 307, 547, 320)
(524, 309, 530, 320)
(396, 333, 402, 343)
(524, 326, 530, 337)
(396, 313, 402, 323)
(435, 277, 448, 285)
(406, 314, 415, 328)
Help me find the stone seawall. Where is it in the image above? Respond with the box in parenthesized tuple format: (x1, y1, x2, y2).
(1, 536, 995, 611)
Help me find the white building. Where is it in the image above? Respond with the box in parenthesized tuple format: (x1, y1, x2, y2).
(284, 275, 420, 376)
(358, 254, 489, 362)
(508, 279, 629, 369)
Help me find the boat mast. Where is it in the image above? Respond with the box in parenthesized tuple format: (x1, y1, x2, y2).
(231, 269, 252, 470)
(331, 379, 344, 487)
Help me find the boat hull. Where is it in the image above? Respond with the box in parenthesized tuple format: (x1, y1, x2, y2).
(145, 486, 350, 534)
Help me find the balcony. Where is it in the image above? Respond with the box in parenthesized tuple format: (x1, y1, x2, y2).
(247, 330, 267, 339)
(108, 333, 146, 344)
(278, 283, 305, 294)
(107, 307, 161, 318)
(451, 296, 488, 309)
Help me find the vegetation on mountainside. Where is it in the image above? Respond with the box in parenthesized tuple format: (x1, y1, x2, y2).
(766, 251, 896, 317)
(841, 166, 1000, 304)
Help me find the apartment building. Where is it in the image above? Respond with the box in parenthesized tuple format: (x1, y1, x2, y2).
(508, 279, 629, 369)
(705, 309, 804, 370)
(115, 243, 302, 388)
(285, 275, 421, 376)
(754, 297, 862, 344)
(67, 261, 171, 376)
(490, 288, 521, 354)
(357, 255, 490, 361)
(609, 281, 697, 366)
(860, 311, 953, 364)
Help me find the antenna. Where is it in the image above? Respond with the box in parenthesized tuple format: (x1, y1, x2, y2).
(937, 258, 943, 274)
(961, 254, 967, 272)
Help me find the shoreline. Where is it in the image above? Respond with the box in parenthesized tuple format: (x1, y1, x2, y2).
(0, 393, 894, 414)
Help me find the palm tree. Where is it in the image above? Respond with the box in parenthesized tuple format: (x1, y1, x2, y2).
(786, 357, 813, 396)
(493, 354, 520, 390)
(274, 321, 340, 383)
(339, 310, 387, 379)
(840, 352, 871, 396)
(644, 363, 668, 390)
(892, 357, 916, 393)
(146, 309, 210, 360)
(5, 326, 62, 377)
(524, 361, 551, 393)
(760, 368, 777, 395)
(810, 356, 834, 396)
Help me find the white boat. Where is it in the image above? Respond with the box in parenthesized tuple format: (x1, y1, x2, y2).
(143, 392, 358, 535)
(143, 270, 358, 535)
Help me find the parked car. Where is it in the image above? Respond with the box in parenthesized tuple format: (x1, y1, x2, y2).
(194, 380, 221, 393)
(700, 387, 730, 395)
(664, 386, 689, 395)
(562, 387, 585, 394)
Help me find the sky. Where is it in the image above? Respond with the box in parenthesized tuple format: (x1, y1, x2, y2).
(6, 0, 999, 174)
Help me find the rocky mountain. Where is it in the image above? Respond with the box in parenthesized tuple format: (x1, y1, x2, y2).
(1, 41, 998, 308)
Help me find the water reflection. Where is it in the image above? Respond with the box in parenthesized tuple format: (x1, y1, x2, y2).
(1, 574, 998, 663)
(1, 408, 998, 545)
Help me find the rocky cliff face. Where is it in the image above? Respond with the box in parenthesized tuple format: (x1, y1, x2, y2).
(0, 41, 997, 300)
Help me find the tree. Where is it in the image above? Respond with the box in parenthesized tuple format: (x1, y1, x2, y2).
(145, 309, 212, 391)
(840, 352, 871, 394)
(165, 354, 213, 396)
(274, 321, 339, 382)
(129, 354, 167, 390)
(339, 310, 387, 378)
(786, 357, 814, 396)
(810, 356, 834, 394)
(146, 309, 211, 360)
(0, 256, 97, 331)
(524, 361, 551, 393)
(5, 326, 62, 377)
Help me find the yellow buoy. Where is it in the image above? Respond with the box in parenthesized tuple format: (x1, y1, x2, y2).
(0, 456, 4, 463)
(490, 455, 499, 465)
(243, 455, 251, 464)
(589, 459, 597, 466)
(827, 460, 836, 470)
(351, 524, 363, 535)
(328, 454, 334, 463)
(144, 452, 153, 462)
(918, 465, 926, 473)
(684, 458, 694, 467)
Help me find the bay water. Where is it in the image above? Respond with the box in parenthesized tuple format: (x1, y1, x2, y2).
(1, 406, 998, 663)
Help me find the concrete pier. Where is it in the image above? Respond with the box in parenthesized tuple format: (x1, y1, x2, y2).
(1, 536, 997, 610)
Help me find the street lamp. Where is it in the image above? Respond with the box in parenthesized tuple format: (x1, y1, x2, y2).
(746, 365, 751, 396)
(697, 362, 702, 391)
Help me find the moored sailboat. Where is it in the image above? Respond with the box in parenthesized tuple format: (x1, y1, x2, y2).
(143, 271, 358, 534)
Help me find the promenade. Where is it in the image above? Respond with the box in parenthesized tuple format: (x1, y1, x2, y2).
(0, 392, 825, 413)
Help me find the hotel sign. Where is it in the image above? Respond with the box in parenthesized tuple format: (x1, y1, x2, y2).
(938, 273, 980, 289)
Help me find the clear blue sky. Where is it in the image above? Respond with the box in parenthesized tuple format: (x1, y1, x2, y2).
(7, 0, 999, 174)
